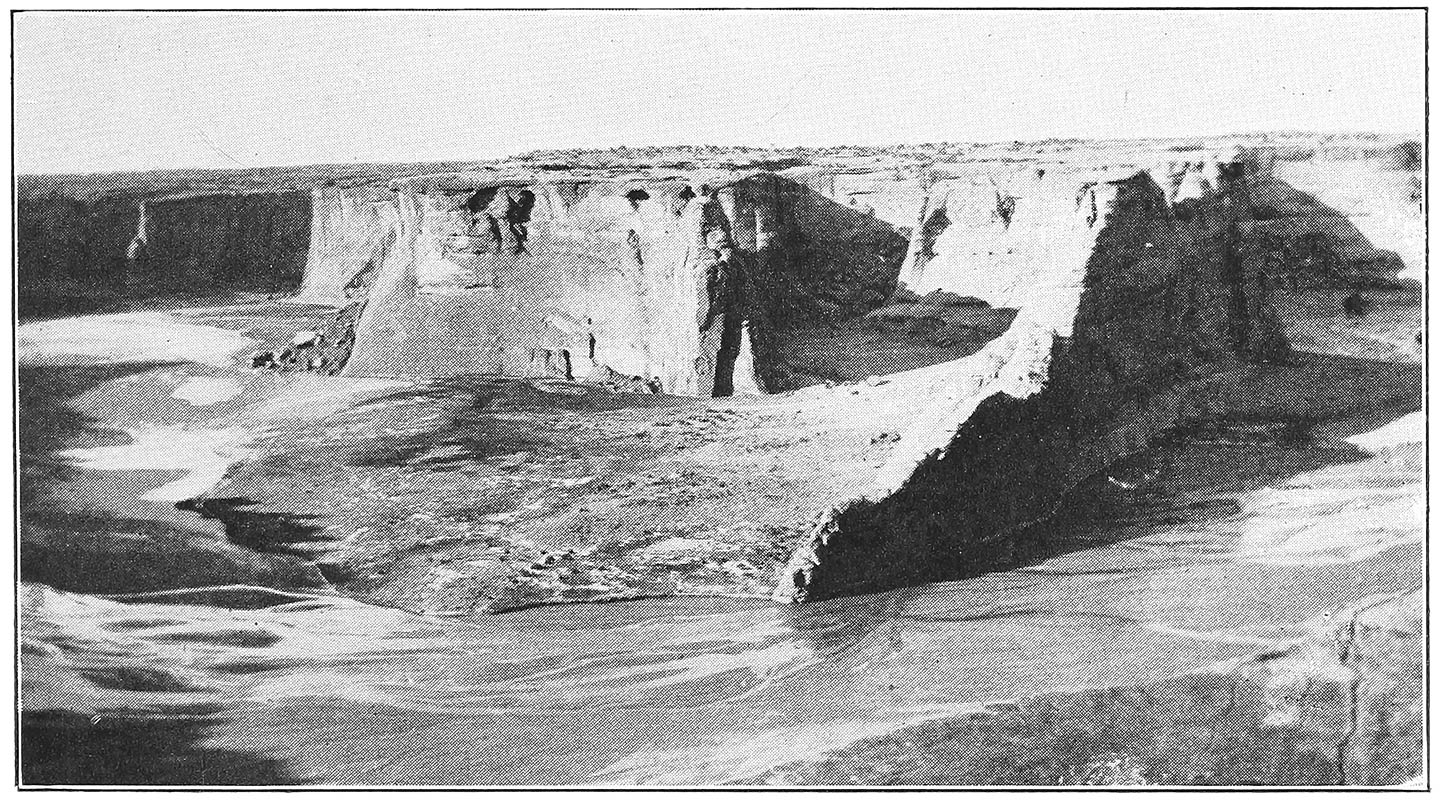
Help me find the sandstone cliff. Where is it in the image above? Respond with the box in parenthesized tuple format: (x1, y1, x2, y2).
(775, 161, 1290, 602)
(1243, 147, 1423, 286)
(131, 191, 312, 294)
(292, 185, 400, 306)
(17, 188, 311, 318)
(336, 171, 906, 396)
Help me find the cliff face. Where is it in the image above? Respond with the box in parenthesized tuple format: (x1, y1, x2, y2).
(17, 193, 139, 317)
(338, 172, 906, 396)
(1243, 148, 1423, 286)
(776, 161, 1289, 602)
(292, 186, 400, 306)
(780, 164, 927, 229)
(17, 189, 311, 318)
(192, 154, 1418, 618)
(132, 191, 312, 293)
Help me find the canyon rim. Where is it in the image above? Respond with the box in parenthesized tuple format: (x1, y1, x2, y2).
(13, 9, 1428, 789)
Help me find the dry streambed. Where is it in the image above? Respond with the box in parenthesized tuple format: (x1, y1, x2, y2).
(194, 374, 926, 613)
(18, 298, 1424, 785)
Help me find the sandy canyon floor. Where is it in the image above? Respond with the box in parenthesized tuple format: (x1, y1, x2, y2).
(16, 283, 1423, 785)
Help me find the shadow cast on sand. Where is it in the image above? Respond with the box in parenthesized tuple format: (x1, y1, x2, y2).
(17, 361, 180, 505)
(175, 497, 329, 559)
(334, 374, 698, 471)
(782, 351, 1417, 653)
(22, 711, 304, 786)
(18, 361, 324, 595)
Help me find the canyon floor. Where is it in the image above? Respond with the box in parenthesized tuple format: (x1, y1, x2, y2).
(17, 284, 1423, 786)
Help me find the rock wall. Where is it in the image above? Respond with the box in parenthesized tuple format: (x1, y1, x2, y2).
(17, 193, 140, 318)
(776, 162, 1289, 602)
(1243, 148, 1423, 286)
(193, 154, 1418, 618)
(17, 188, 311, 318)
(339, 171, 906, 396)
(131, 191, 312, 294)
(780, 164, 927, 229)
(292, 186, 400, 306)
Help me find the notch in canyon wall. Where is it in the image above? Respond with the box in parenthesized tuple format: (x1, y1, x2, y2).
(294, 185, 400, 306)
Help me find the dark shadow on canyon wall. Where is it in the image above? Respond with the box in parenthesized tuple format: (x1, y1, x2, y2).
(787, 169, 1422, 605)
(779, 391, 1406, 654)
(737, 176, 912, 391)
(1247, 174, 1415, 288)
(791, 332, 1419, 608)
(16, 189, 311, 320)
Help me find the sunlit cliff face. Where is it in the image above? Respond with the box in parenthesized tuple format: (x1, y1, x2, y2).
(337, 176, 753, 395)
(334, 172, 907, 397)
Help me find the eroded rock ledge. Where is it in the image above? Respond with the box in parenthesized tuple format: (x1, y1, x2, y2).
(753, 589, 1423, 786)
(331, 170, 907, 396)
(775, 160, 1290, 602)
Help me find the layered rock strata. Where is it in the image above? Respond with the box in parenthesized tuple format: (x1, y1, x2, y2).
(292, 185, 400, 306)
(775, 161, 1291, 602)
(337, 171, 906, 396)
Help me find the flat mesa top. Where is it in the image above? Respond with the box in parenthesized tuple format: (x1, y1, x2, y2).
(388, 167, 761, 194)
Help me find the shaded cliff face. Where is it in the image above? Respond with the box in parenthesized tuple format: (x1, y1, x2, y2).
(133, 192, 312, 293)
(780, 164, 927, 229)
(17, 193, 140, 318)
(776, 163, 1294, 602)
(338, 172, 906, 396)
(1243, 148, 1423, 286)
(739, 175, 912, 390)
(17, 189, 312, 319)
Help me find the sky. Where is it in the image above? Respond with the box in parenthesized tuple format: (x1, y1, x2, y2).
(13, 10, 1426, 174)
